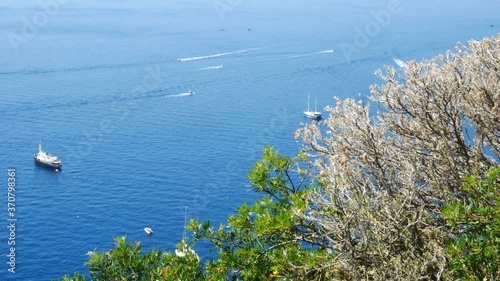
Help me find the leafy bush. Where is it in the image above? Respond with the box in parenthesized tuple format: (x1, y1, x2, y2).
(444, 167, 500, 280)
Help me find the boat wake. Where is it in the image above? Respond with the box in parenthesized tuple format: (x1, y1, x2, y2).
(0, 60, 170, 76)
(317, 49, 336, 54)
(178, 49, 249, 62)
(288, 49, 336, 58)
(0, 86, 203, 115)
(199, 65, 223, 70)
(393, 58, 407, 68)
(164, 91, 195, 98)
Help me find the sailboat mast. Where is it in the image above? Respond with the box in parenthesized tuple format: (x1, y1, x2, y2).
(183, 207, 187, 241)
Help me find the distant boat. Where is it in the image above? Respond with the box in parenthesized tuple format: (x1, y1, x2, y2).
(175, 207, 199, 260)
(144, 227, 153, 235)
(187, 90, 195, 95)
(303, 94, 322, 119)
(34, 142, 62, 169)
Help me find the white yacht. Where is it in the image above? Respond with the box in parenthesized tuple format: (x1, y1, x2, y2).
(303, 94, 322, 119)
(34, 142, 62, 169)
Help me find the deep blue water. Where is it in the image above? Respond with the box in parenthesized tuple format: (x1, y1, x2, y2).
(0, 0, 498, 280)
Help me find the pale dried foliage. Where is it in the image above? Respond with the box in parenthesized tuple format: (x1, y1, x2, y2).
(295, 34, 500, 280)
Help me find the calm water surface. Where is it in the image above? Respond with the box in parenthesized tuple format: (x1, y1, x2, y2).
(0, 0, 498, 279)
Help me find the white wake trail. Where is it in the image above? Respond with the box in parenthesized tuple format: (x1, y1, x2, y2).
(393, 58, 407, 68)
(178, 50, 249, 62)
(199, 65, 223, 70)
(317, 49, 336, 54)
(288, 49, 337, 58)
(164, 92, 195, 98)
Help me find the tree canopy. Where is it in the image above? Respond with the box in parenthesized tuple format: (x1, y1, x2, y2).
(444, 167, 500, 280)
(294, 34, 500, 280)
(58, 34, 500, 281)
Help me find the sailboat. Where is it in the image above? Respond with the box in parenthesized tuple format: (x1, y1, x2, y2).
(175, 207, 199, 260)
(303, 94, 322, 119)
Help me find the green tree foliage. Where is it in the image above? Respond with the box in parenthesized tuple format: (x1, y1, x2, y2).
(58, 34, 500, 280)
(189, 146, 338, 280)
(444, 167, 500, 280)
(58, 272, 86, 281)
(56, 237, 203, 281)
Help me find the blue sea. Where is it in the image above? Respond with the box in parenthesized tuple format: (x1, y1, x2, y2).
(0, 0, 498, 279)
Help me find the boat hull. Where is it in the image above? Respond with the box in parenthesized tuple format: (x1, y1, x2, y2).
(144, 227, 153, 235)
(304, 112, 322, 120)
(34, 156, 62, 169)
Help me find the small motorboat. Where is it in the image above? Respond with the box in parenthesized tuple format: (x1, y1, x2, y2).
(144, 227, 153, 235)
(187, 90, 195, 95)
(34, 142, 62, 169)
